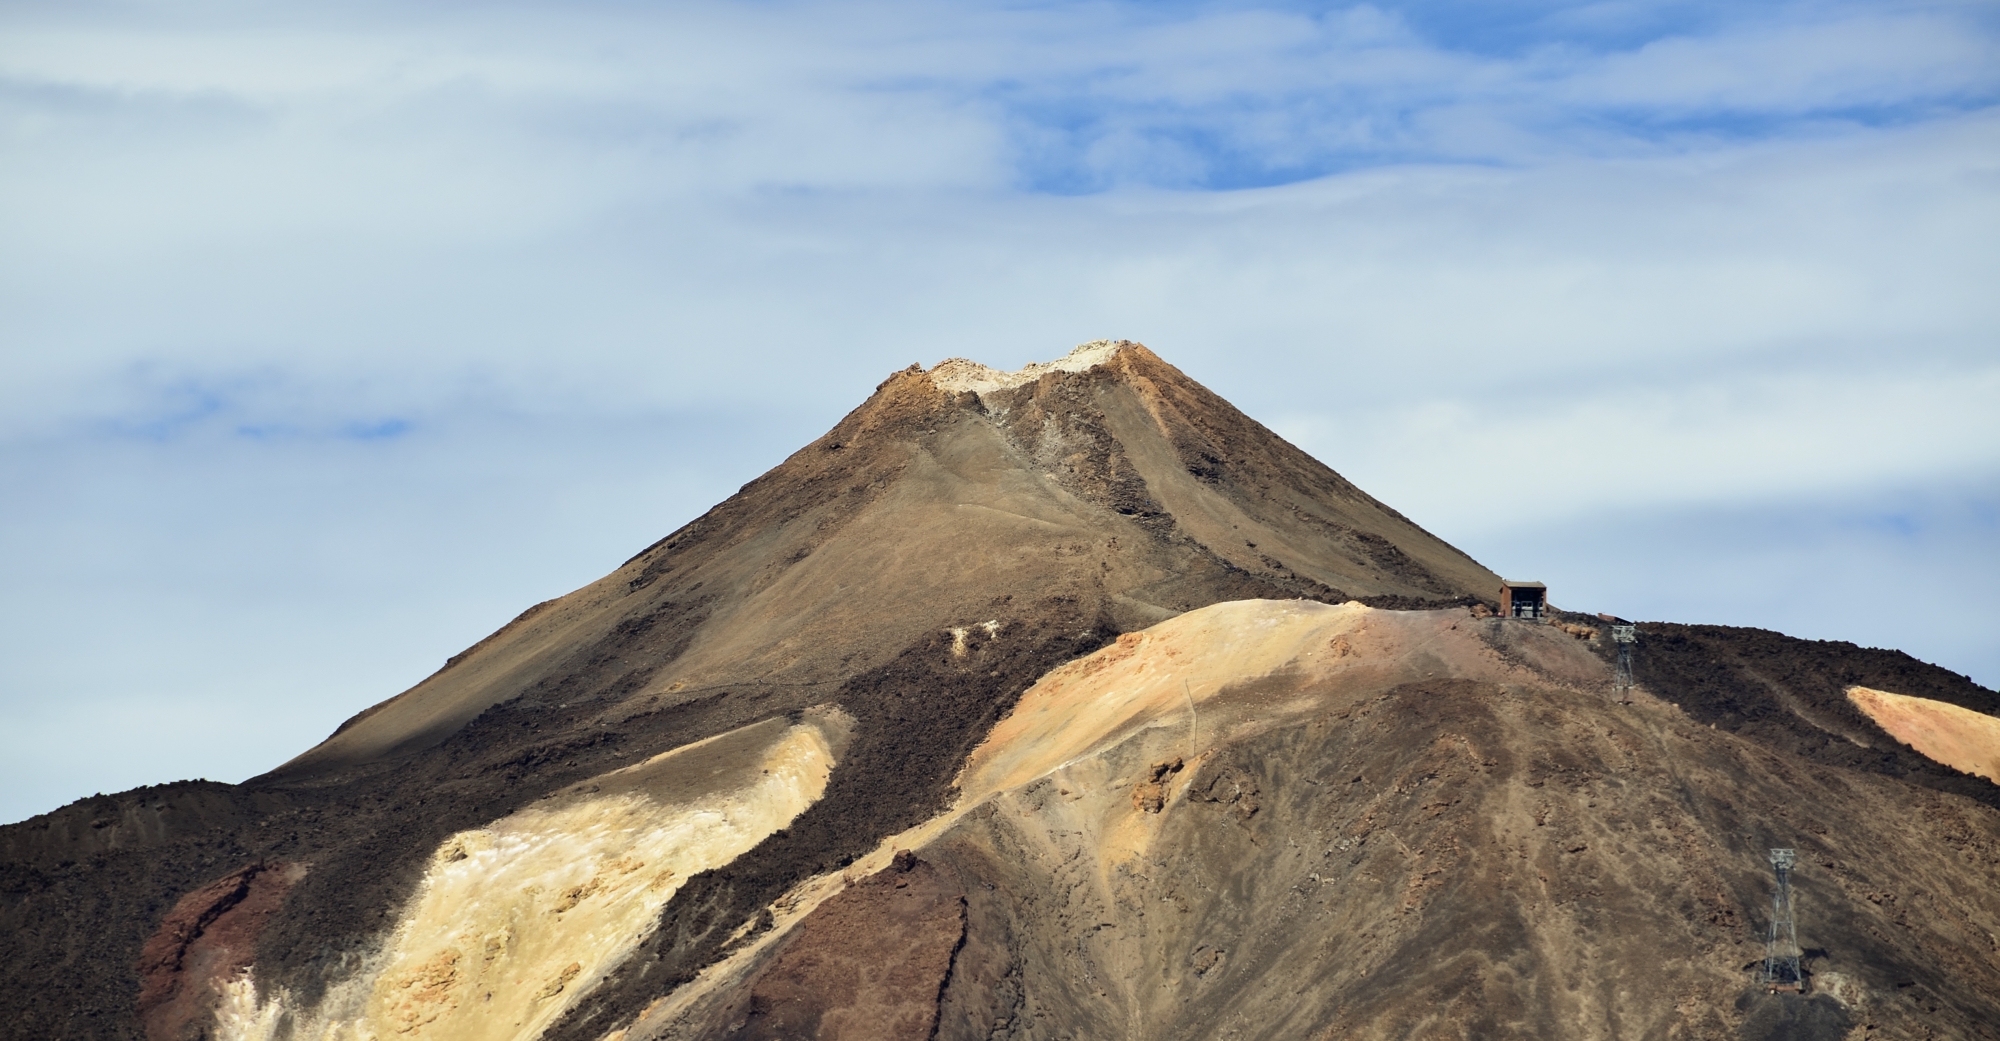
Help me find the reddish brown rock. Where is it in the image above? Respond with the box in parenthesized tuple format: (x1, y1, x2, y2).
(703, 852, 965, 1041)
(135, 861, 305, 1041)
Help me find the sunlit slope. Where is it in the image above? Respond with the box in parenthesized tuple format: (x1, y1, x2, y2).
(218, 711, 849, 1041)
(957, 598, 1604, 800)
(631, 602, 2000, 1041)
(268, 342, 1499, 779)
(1849, 686, 2000, 783)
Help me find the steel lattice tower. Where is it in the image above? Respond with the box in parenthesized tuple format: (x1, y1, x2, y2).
(1611, 624, 1637, 692)
(1762, 848, 1803, 992)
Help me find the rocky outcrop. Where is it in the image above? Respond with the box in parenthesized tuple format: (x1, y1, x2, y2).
(687, 851, 966, 1041)
(136, 861, 305, 1041)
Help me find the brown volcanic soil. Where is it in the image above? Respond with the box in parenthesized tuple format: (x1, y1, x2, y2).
(270, 342, 1496, 780)
(620, 602, 2000, 1041)
(904, 673, 2000, 1040)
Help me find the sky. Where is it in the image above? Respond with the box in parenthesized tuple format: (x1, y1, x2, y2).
(2, 0, 1997, 825)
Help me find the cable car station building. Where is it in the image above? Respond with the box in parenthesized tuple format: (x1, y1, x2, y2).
(1500, 581, 1547, 620)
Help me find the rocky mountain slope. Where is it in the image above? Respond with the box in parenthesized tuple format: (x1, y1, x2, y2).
(3, 342, 1997, 1041)
(644, 601, 2000, 1041)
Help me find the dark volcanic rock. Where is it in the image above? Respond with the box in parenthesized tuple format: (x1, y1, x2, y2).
(136, 861, 305, 1041)
(689, 852, 966, 1041)
(1627, 621, 2000, 810)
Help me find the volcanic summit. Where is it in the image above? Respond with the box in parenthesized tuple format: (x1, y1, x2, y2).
(5, 341, 1999, 1041)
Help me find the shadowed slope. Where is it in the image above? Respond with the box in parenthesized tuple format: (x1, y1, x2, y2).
(1627, 621, 2000, 811)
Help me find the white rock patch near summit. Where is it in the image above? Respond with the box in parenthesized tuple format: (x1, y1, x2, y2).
(927, 340, 1131, 397)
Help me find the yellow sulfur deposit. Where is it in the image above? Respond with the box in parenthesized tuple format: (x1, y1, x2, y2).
(215, 710, 849, 1041)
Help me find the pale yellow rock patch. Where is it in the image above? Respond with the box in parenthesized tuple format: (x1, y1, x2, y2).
(1848, 686, 2000, 783)
(215, 711, 850, 1041)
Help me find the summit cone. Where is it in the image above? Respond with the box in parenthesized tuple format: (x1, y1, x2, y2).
(272, 339, 1498, 778)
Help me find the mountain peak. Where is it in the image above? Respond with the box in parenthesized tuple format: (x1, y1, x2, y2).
(926, 339, 1135, 397)
(264, 341, 1497, 778)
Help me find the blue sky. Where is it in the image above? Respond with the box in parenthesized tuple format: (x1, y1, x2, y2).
(2, 0, 1997, 823)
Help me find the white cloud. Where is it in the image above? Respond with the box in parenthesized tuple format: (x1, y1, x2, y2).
(1274, 360, 2000, 524)
(1567, 11, 2000, 113)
